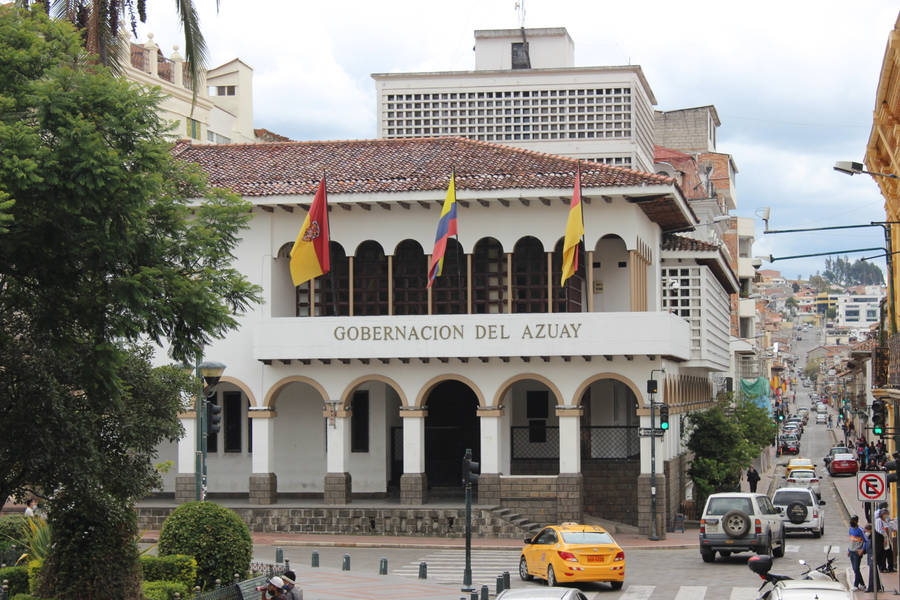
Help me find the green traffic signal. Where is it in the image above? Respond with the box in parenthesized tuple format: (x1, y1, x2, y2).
(658, 405, 669, 431)
(875, 425, 885, 435)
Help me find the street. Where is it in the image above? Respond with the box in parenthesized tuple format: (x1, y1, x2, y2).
(253, 378, 860, 598)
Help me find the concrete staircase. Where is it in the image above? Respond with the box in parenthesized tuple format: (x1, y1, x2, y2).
(487, 506, 542, 537)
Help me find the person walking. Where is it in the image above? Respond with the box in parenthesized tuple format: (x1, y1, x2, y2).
(746, 465, 761, 493)
(849, 516, 867, 590)
(23, 498, 37, 518)
(867, 523, 884, 593)
(878, 508, 896, 572)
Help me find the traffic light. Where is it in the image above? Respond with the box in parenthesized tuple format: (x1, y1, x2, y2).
(886, 452, 900, 485)
(659, 404, 670, 431)
(207, 401, 222, 436)
(778, 409, 784, 422)
(462, 448, 480, 486)
(872, 399, 886, 436)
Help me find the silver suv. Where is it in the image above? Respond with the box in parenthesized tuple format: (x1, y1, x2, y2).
(771, 487, 825, 537)
(699, 492, 786, 563)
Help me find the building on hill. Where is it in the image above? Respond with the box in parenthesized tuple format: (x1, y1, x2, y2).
(156, 136, 738, 536)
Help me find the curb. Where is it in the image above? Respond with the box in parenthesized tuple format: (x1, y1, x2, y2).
(268, 539, 696, 551)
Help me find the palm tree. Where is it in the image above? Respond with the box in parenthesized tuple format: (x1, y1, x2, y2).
(17, 0, 216, 101)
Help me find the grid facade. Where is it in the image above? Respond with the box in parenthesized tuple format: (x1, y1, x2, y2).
(662, 265, 731, 369)
(380, 86, 640, 168)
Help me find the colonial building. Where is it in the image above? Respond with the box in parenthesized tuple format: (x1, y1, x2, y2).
(153, 136, 734, 535)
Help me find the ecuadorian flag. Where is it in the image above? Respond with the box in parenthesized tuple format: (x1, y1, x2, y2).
(427, 173, 458, 288)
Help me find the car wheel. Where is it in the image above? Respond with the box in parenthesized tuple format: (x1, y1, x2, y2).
(519, 556, 532, 581)
(773, 532, 785, 558)
(546, 564, 557, 587)
(786, 502, 808, 525)
(700, 548, 715, 563)
(722, 509, 751, 538)
(610, 581, 623, 591)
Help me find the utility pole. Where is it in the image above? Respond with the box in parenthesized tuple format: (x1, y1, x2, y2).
(648, 369, 665, 540)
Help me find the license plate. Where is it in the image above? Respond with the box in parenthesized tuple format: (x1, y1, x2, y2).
(586, 555, 604, 563)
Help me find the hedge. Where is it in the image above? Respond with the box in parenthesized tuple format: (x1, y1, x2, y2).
(142, 580, 189, 600)
(0, 515, 26, 557)
(140, 554, 197, 590)
(0, 565, 29, 595)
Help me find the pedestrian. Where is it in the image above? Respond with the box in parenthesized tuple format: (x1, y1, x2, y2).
(23, 498, 37, 518)
(866, 523, 884, 592)
(281, 571, 302, 600)
(259, 576, 287, 600)
(746, 465, 760, 493)
(849, 516, 866, 591)
(879, 508, 896, 572)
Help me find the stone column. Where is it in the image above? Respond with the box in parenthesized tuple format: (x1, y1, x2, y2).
(399, 407, 427, 504)
(477, 406, 504, 505)
(175, 412, 197, 504)
(637, 411, 666, 538)
(556, 405, 584, 521)
(324, 402, 352, 504)
(248, 407, 277, 504)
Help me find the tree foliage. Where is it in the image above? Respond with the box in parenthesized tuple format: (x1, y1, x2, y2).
(823, 256, 884, 286)
(685, 397, 774, 508)
(0, 8, 260, 598)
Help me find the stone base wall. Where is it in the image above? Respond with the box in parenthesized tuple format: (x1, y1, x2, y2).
(137, 504, 527, 537)
(663, 453, 691, 530)
(510, 459, 558, 475)
(324, 472, 351, 504)
(477, 473, 500, 505)
(637, 473, 667, 538)
(582, 459, 639, 525)
(496, 475, 581, 526)
(249, 473, 278, 505)
(175, 475, 196, 504)
(400, 473, 427, 504)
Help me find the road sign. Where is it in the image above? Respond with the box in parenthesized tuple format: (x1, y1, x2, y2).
(857, 472, 887, 501)
(638, 427, 665, 437)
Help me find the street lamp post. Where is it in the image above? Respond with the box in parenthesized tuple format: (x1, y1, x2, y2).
(195, 361, 226, 501)
(648, 368, 665, 541)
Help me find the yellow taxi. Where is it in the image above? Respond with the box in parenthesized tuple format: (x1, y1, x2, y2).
(785, 458, 816, 479)
(518, 523, 625, 589)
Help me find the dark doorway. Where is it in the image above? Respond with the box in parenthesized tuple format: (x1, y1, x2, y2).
(425, 381, 480, 491)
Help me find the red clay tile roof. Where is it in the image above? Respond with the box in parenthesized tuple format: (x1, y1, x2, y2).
(172, 136, 674, 197)
(253, 128, 292, 142)
(661, 233, 720, 252)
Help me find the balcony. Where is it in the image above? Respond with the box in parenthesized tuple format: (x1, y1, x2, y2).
(252, 311, 691, 361)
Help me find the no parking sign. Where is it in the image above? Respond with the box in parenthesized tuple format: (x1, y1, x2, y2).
(857, 472, 888, 502)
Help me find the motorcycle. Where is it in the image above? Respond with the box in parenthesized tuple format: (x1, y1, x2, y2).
(748, 546, 843, 600)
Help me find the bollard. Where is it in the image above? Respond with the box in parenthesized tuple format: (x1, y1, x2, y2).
(503, 571, 510, 590)
(285, 558, 290, 570)
(342, 553, 351, 571)
(379, 557, 388, 575)
(215, 578, 222, 589)
(470, 592, 478, 600)
(496, 575, 504, 594)
(174, 594, 180, 600)
(418, 561, 427, 579)
(193, 586, 201, 595)
(275, 546, 284, 564)
(311, 551, 319, 568)
(480, 584, 489, 600)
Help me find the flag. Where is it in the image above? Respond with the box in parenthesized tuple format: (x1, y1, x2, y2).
(560, 165, 584, 286)
(290, 177, 330, 286)
(427, 172, 458, 288)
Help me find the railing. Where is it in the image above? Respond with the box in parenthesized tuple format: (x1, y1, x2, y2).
(130, 43, 146, 71)
(157, 56, 174, 82)
(511, 425, 639, 460)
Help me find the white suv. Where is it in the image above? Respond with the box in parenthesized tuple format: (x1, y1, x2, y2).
(771, 487, 825, 537)
(699, 492, 785, 562)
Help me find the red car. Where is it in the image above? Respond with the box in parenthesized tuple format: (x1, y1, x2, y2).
(828, 453, 858, 476)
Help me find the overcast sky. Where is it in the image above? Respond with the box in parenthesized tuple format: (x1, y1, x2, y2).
(135, 1, 899, 281)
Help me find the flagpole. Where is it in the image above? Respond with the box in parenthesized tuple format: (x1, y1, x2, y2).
(578, 162, 586, 312)
(323, 169, 339, 317)
(452, 168, 464, 313)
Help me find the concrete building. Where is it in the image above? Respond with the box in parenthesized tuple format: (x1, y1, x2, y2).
(124, 33, 267, 145)
(373, 27, 656, 170)
(152, 136, 736, 536)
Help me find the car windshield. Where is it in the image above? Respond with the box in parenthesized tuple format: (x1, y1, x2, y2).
(706, 497, 753, 515)
(830, 448, 850, 455)
(560, 531, 614, 544)
(790, 471, 815, 480)
(833, 453, 855, 461)
(774, 490, 813, 506)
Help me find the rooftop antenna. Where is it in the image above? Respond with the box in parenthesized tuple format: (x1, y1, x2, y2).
(515, 0, 526, 27)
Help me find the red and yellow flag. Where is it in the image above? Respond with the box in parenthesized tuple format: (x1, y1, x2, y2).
(560, 165, 584, 286)
(290, 177, 330, 286)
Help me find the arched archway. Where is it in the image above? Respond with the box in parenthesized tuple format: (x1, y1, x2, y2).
(576, 376, 641, 526)
(423, 380, 480, 490)
(393, 239, 427, 315)
(495, 375, 564, 476)
(592, 235, 630, 312)
(354, 240, 388, 315)
(472, 237, 505, 314)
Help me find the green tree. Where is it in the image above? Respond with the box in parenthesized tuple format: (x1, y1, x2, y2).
(785, 296, 798, 314)
(803, 357, 822, 382)
(0, 8, 260, 598)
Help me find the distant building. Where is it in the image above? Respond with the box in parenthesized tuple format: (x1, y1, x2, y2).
(123, 33, 284, 145)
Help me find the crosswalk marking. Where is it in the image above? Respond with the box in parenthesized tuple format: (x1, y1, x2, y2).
(674, 585, 706, 600)
(729, 587, 759, 600)
(618, 585, 654, 600)
(391, 549, 520, 589)
(785, 544, 801, 553)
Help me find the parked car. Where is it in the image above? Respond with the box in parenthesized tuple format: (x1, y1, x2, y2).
(783, 423, 802, 438)
(823, 446, 851, 466)
(519, 523, 624, 589)
(699, 492, 785, 562)
(828, 453, 859, 476)
(784, 468, 821, 497)
(815, 413, 827, 424)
